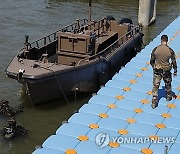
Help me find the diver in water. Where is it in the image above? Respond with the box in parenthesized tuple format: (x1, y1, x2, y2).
(0, 100, 23, 116)
(3, 118, 16, 140)
(3, 118, 28, 140)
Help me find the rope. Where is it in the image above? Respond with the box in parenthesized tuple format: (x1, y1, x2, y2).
(38, 65, 73, 113)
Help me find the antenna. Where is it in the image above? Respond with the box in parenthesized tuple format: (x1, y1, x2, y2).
(88, 0, 92, 24)
(24, 35, 30, 51)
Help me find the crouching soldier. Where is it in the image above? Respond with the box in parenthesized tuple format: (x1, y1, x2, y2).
(3, 118, 28, 140)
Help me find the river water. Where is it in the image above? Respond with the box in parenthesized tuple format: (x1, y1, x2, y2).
(0, 0, 179, 153)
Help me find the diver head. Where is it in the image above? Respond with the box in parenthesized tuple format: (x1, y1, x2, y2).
(8, 117, 16, 127)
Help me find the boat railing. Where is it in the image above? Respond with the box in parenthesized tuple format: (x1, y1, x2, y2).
(25, 18, 110, 51)
(77, 25, 142, 65)
(79, 18, 109, 36)
(17, 18, 110, 57)
(29, 18, 88, 50)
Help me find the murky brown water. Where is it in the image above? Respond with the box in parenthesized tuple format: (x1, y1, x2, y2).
(0, 0, 179, 153)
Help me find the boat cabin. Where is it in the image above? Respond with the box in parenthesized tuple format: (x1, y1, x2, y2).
(56, 18, 130, 65)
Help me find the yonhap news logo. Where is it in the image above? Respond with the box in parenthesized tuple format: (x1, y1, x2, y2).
(95, 132, 175, 148)
(95, 132, 110, 148)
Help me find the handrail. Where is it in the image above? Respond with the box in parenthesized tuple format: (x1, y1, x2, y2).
(17, 18, 110, 58)
(28, 18, 109, 50)
(79, 18, 107, 34)
(77, 25, 141, 66)
(29, 18, 88, 49)
(17, 47, 25, 57)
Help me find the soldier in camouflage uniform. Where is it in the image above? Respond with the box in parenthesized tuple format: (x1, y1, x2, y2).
(150, 35, 177, 109)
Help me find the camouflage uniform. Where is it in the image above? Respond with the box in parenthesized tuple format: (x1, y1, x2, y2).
(150, 44, 177, 104)
(0, 100, 23, 116)
(3, 118, 28, 140)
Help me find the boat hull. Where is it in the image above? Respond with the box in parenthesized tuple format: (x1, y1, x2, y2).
(22, 34, 142, 105)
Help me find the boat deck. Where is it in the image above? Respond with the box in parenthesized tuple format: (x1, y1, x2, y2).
(6, 57, 73, 77)
(33, 16, 180, 154)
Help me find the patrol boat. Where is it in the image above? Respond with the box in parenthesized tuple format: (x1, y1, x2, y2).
(5, 7, 143, 105)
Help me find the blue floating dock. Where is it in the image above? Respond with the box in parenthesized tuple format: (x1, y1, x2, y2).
(33, 16, 180, 154)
